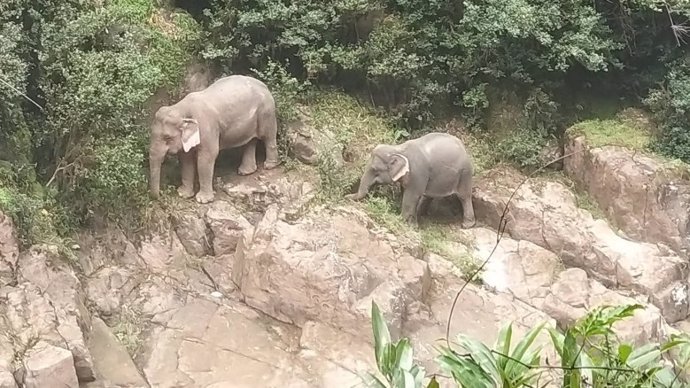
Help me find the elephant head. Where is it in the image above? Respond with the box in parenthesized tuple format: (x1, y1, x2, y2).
(148, 105, 201, 198)
(346, 144, 410, 200)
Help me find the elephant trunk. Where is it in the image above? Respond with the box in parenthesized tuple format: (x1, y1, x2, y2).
(352, 168, 375, 200)
(148, 147, 165, 198)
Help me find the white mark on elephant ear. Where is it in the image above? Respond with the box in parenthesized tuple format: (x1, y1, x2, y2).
(182, 130, 200, 152)
(181, 118, 200, 152)
(391, 153, 410, 182)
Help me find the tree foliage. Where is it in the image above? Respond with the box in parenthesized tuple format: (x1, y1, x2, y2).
(0, 0, 689, 243)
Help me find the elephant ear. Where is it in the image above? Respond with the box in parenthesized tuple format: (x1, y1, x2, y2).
(388, 153, 410, 182)
(180, 118, 200, 152)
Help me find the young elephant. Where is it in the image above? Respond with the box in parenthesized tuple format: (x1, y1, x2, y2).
(346, 132, 476, 228)
(148, 75, 280, 204)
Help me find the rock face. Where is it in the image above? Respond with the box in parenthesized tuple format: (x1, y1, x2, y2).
(564, 133, 690, 256)
(21, 341, 79, 388)
(409, 254, 561, 387)
(17, 247, 95, 381)
(233, 205, 431, 338)
(0, 212, 18, 287)
(543, 268, 670, 346)
(1, 245, 96, 385)
(473, 168, 690, 323)
(87, 318, 148, 388)
(468, 227, 562, 310)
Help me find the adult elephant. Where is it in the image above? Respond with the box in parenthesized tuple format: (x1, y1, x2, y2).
(148, 75, 280, 204)
(346, 132, 476, 228)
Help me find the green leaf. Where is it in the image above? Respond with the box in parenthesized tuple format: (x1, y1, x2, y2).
(561, 330, 581, 388)
(425, 376, 440, 388)
(617, 343, 633, 363)
(372, 301, 392, 371)
(395, 338, 414, 371)
(626, 343, 661, 369)
(494, 322, 513, 370)
(504, 321, 545, 377)
(547, 328, 565, 358)
(392, 368, 416, 388)
(366, 372, 389, 388)
(436, 347, 495, 388)
(455, 334, 501, 384)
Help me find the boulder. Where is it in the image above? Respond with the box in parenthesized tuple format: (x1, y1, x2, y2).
(76, 228, 142, 277)
(0, 212, 18, 287)
(17, 247, 95, 381)
(204, 201, 253, 256)
(173, 210, 211, 257)
(137, 231, 188, 273)
(181, 60, 212, 96)
(86, 266, 140, 316)
(0, 370, 16, 388)
(473, 168, 690, 323)
(543, 268, 672, 347)
(232, 205, 431, 338)
(287, 120, 318, 165)
(21, 341, 79, 388)
(467, 227, 562, 310)
(564, 133, 690, 256)
(87, 318, 148, 388)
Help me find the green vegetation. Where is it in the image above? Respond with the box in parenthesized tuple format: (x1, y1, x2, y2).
(303, 90, 400, 200)
(568, 119, 652, 150)
(369, 301, 690, 387)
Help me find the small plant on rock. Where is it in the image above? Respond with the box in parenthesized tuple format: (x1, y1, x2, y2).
(435, 322, 547, 387)
(369, 301, 436, 388)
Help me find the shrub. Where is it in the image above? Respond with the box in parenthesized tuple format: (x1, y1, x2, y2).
(0, 0, 201, 231)
(646, 57, 690, 163)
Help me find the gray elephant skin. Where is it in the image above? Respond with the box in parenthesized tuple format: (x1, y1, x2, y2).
(148, 75, 280, 204)
(346, 132, 476, 228)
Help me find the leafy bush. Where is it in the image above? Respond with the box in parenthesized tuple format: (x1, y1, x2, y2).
(646, 57, 690, 163)
(496, 128, 548, 170)
(0, 0, 200, 235)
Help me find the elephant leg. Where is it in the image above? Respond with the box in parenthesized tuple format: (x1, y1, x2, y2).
(417, 196, 432, 217)
(195, 146, 219, 204)
(456, 173, 476, 228)
(238, 138, 258, 176)
(260, 111, 280, 169)
(401, 189, 423, 226)
(177, 150, 196, 199)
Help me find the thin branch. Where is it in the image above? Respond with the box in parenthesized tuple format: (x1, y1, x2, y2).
(0, 73, 44, 112)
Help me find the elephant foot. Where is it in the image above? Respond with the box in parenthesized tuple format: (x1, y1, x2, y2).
(177, 186, 195, 199)
(345, 193, 363, 201)
(237, 164, 257, 176)
(462, 218, 476, 229)
(195, 191, 215, 204)
(264, 159, 280, 170)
